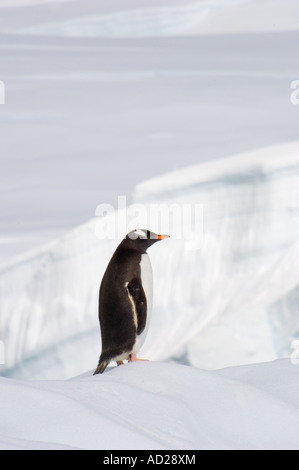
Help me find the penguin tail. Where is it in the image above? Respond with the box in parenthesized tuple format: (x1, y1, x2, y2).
(93, 360, 109, 375)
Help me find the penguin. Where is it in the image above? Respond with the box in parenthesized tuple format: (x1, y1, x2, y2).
(93, 229, 169, 375)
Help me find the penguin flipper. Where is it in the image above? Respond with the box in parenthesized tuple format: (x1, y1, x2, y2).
(93, 360, 109, 375)
(127, 278, 147, 335)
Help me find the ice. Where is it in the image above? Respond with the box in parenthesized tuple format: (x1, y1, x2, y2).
(2, 0, 299, 450)
(135, 142, 299, 369)
(1, 0, 299, 264)
(1, 0, 299, 379)
(1, 141, 299, 380)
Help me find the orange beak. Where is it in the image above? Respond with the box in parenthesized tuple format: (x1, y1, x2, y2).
(157, 234, 170, 240)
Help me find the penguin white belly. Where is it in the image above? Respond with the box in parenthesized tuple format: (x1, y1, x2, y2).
(132, 253, 153, 354)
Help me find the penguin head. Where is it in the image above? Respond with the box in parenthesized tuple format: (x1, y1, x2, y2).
(124, 229, 169, 251)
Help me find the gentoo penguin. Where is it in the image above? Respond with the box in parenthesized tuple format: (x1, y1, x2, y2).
(93, 229, 169, 375)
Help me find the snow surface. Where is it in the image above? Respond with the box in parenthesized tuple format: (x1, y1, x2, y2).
(1, 359, 299, 450)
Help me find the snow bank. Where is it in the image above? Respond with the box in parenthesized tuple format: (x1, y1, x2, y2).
(1, 141, 299, 380)
(1, 359, 299, 450)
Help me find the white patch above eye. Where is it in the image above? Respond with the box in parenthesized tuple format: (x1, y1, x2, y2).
(133, 229, 146, 238)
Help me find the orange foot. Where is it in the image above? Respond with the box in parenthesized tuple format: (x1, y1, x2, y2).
(116, 361, 124, 366)
(128, 354, 149, 362)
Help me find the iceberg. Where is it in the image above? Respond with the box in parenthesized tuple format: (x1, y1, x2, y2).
(1, 141, 299, 379)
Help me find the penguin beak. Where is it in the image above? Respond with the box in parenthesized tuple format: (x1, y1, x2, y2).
(157, 234, 170, 240)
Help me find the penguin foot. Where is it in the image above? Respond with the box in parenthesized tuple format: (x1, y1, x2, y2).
(128, 354, 149, 362)
(116, 361, 124, 366)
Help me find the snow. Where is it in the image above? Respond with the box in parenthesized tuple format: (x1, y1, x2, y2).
(1, 359, 299, 450)
(2, 0, 299, 450)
